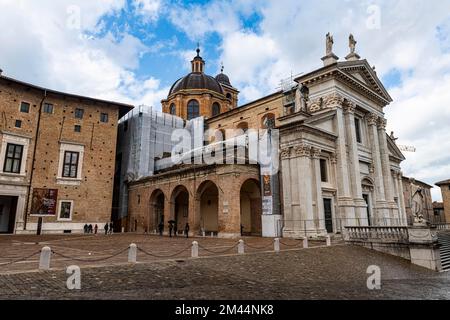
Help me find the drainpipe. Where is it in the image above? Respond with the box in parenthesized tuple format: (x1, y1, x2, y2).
(23, 89, 47, 231)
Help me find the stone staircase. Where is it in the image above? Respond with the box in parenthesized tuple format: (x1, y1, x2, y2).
(438, 232, 450, 272)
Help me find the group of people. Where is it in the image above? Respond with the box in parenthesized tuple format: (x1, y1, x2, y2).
(83, 222, 114, 235)
(158, 221, 190, 238)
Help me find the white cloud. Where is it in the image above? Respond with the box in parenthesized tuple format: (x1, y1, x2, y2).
(133, 0, 161, 23)
(0, 0, 167, 109)
(168, 0, 450, 201)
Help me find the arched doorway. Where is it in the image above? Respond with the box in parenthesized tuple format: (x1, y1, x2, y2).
(171, 185, 190, 235)
(240, 179, 262, 236)
(149, 189, 165, 233)
(196, 181, 219, 235)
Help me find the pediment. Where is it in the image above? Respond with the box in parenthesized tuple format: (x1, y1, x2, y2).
(338, 60, 393, 103)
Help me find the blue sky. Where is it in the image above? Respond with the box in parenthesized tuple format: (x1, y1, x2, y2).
(1, 0, 450, 200)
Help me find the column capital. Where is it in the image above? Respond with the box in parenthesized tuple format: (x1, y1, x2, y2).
(330, 153, 338, 164)
(343, 100, 356, 114)
(293, 144, 312, 158)
(377, 117, 387, 130)
(310, 147, 322, 159)
(367, 113, 379, 126)
(280, 147, 291, 159)
(324, 92, 345, 109)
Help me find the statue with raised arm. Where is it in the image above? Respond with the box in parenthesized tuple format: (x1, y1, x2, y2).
(326, 32, 334, 55)
(349, 34, 357, 54)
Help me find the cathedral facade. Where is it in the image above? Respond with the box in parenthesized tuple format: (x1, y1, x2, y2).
(124, 35, 408, 238)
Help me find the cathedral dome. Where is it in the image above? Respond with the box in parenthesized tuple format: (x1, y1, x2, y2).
(215, 72, 231, 86)
(168, 73, 224, 96)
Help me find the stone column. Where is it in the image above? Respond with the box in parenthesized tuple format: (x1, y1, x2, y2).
(395, 171, 407, 226)
(311, 147, 326, 234)
(330, 94, 355, 226)
(280, 147, 294, 234)
(294, 144, 314, 236)
(377, 117, 398, 223)
(343, 100, 366, 225)
(367, 113, 389, 224)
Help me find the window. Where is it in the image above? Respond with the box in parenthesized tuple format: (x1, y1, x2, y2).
(320, 159, 328, 182)
(237, 122, 248, 134)
(62, 151, 79, 178)
(261, 113, 275, 129)
(58, 201, 73, 220)
(100, 113, 108, 123)
(212, 103, 221, 117)
(187, 100, 199, 120)
(43, 103, 53, 114)
(355, 117, 362, 143)
(75, 108, 84, 119)
(3, 143, 23, 174)
(15, 120, 22, 128)
(226, 93, 232, 100)
(74, 125, 81, 133)
(20, 102, 30, 113)
(169, 103, 176, 115)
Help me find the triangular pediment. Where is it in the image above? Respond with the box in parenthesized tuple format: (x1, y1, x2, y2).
(338, 60, 393, 103)
(386, 134, 405, 161)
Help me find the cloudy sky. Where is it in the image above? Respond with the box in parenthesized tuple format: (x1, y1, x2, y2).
(1, 0, 449, 200)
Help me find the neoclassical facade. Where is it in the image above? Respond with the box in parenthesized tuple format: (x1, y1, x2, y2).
(124, 35, 408, 238)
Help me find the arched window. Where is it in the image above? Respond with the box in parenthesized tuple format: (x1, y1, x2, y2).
(169, 103, 176, 115)
(212, 102, 221, 117)
(236, 122, 248, 134)
(261, 113, 275, 129)
(226, 93, 232, 100)
(187, 100, 200, 120)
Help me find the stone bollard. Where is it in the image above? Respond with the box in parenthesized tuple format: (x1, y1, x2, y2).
(303, 237, 308, 249)
(211, 232, 214, 238)
(238, 240, 245, 254)
(202, 231, 206, 237)
(191, 241, 199, 258)
(39, 246, 52, 270)
(326, 235, 331, 247)
(128, 243, 137, 263)
(121, 227, 125, 233)
(274, 238, 280, 253)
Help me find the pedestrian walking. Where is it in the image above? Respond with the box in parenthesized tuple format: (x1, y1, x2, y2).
(83, 224, 88, 234)
(168, 222, 173, 237)
(94, 224, 98, 234)
(88, 224, 93, 233)
(184, 223, 190, 238)
(158, 221, 164, 236)
(104, 223, 109, 235)
(109, 222, 113, 234)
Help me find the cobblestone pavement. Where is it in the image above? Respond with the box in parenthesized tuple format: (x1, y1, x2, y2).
(0, 234, 323, 273)
(0, 234, 449, 300)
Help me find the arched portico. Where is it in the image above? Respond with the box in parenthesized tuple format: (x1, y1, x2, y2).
(149, 189, 165, 233)
(195, 180, 219, 235)
(170, 185, 190, 235)
(240, 179, 262, 236)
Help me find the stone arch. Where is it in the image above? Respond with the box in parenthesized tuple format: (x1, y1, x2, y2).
(236, 122, 248, 133)
(170, 185, 190, 235)
(195, 180, 219, 235)
(240, 178, 262, 236)
(149, 189, 165, 233)
(261, 113, 276, 129)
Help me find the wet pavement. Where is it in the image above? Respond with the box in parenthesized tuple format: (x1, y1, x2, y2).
(0, 234, 449, 300)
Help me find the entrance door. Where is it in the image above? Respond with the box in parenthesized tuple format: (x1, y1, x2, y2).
(363, 194, 371, 226)
(323, 199, 333, 233)
(0, 196, 18, 234)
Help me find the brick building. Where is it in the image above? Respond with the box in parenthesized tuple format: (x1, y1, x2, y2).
(436, 179, 450, 224)
(0, 73, 132, 234)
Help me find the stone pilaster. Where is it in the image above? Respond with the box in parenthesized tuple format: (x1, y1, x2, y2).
(280, 147, 293, 232)
(332, 95, 356, 225)
(394, 170, 407, 226)
(311, 147, 326, 234)
(367, 113, 389, 224)
(377, 117, 399, 223)
(343, 100, 367, 224)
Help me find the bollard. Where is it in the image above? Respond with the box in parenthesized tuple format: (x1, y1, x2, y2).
(191, 241, 199, 258)
(303, 237, 308, 249)
(326, 235, 331, 247)
(121, 227, 125, 233)
(211, 232, 214, 238)
(238, 240, 245, 254)
(39, 246, 52, 270)
(274, 238, 280, 253)
(202, 231, 206, 237)
(128, 243, 137, 263)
